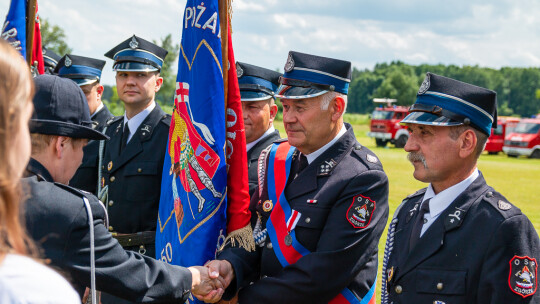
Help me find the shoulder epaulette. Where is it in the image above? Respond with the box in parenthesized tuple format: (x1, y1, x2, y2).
(392, 188, 427, 219)
(352, 144, 383, 170)
(106, 116, 123, 126)
(160, 113, 172, 127)
(481, 188, 522, 219)
(54, 182, 88, 199)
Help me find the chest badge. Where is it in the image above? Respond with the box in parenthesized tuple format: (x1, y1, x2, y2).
(509, 256, 537, 298)
(346, 194, 376, 229)
(262, 200, 273, 212)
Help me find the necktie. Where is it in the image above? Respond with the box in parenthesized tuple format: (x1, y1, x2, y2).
(121, 123, 130, 152)
(291, 152, 308, 180)
(409, 199, 430, 252)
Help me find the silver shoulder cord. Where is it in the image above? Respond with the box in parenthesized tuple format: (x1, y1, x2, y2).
(380, 201, 407, 304)
(97, 126, 109, 209)
(83, 197, 97, 304)
(85, 126, 109, 304)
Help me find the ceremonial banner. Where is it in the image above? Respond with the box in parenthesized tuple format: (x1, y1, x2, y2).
(156, 3, 252, 302)
(1, 0, 27, 57)
(1, 0, 44, 74)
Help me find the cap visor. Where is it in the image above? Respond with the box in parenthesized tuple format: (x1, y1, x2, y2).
(30, 120, 109, 140)
(401, 111, 463, 127)
(71, 78, 98, 86)
(113, 62, 159, 72)
(240, 90, 273, 102)
(274, 84, 327, 99)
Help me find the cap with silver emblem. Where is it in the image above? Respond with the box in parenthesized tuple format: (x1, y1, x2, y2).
(54, 54, 106, 86)
(104, 35, 168, 72)
(237, 62, 282, 101)
(401, 72, 497, 135)
(275, 51, 351, 99)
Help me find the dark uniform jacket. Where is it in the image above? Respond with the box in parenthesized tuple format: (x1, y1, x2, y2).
(70, 105, 113, 193)
(101, 104, 171, 256)
(219, 124, 389, 304)
(247, 129, 280, 197)
(23, 158, 192, 302)
(384, 173, 540, 304)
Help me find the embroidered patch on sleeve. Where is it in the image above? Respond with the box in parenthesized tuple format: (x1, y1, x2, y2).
(509, 255, 537, 298)
(346, 194, 376, 229)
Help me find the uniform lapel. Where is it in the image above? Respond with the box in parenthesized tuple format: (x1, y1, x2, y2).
(109, 105, 164, 174)
(395, 173, 490, 280)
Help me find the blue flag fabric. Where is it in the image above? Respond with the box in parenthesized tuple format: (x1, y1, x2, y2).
(156, 1, 226, 301)
(1, 0, 27, 58)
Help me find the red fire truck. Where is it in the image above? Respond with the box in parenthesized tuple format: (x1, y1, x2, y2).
(367, 99, 410, 148)
(484, 117, 520, 154)
(503, 118, 540, 158)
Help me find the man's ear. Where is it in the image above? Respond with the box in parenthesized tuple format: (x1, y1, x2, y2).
(458, 129, 477, 159)
(269, 103, 278, 122)
(331, 95, 345, 121)
(53, 136, 69, 159)
(96, 85, 104, 101)
(155, 75, 164, 92)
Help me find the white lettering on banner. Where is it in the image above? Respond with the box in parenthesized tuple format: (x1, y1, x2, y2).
(1, 22, 22, 51)
(183, 3, 221, 37)
(195, 4, 206, 28)
(160, 242, 173, 263)
(184, 7, 193, 29)
(226, 108, 238, 160)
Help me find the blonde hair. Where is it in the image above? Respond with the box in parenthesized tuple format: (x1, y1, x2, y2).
(30, 133, 86, 155)
(0, 40, 35, 256)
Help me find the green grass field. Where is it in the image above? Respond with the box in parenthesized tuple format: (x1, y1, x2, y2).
(274, 117, 540, 298)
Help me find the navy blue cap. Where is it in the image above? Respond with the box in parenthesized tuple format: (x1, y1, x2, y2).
(54, 54, 106, 86)
(104, 35, 168, 72)
(275, 51, 351, 99)
(237, 62, 282, 101)
(401, 72, 497, 135)
(30, 75, 109, 140)
(42, 47, 61, 74)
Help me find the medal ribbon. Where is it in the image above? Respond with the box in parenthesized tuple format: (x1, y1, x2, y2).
(266, 142, 376, 304)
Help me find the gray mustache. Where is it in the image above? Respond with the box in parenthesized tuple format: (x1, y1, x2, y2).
(407, 152, 428, 169)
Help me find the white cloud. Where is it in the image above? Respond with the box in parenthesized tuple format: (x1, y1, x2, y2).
(1, 0, 540, 85)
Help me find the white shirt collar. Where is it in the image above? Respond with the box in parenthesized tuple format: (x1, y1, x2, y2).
(246, 126, 275, 153)
(304, 123, 347, 164)
(123, 101, 156, 142)
(423, 168, 480, 218)
(90, 102, 104, 119)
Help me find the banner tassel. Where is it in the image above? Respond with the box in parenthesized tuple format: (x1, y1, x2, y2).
(221, 224, 255, 252)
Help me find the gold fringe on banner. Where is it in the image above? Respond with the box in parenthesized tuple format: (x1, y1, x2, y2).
(220, 224, 256, 252)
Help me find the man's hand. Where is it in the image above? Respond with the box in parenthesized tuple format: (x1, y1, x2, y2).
(189, 266, 224, 301)
(194, 260, 235, 303)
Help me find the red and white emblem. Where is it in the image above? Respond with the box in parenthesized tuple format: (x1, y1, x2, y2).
(509, 255, 537, 298)
(346, 194, 376, 229)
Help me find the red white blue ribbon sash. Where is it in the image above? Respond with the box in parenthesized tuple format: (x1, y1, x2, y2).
(265, 142, 376, 304)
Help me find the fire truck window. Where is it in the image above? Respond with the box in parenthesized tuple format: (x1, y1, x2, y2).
(493, 125, 503, 135)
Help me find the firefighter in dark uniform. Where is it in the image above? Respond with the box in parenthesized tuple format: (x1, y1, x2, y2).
(24, 74, 221, 303)
(54, 54, 114, 193)
(202, 51, 390, 304)
(236, 61, 281, 198)
(100, 35, 171, 303)
(381, 73, 540, 304)
(42, 46, 61, 74)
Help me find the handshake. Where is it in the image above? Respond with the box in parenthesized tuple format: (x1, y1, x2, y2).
(189, 260, 236, 303)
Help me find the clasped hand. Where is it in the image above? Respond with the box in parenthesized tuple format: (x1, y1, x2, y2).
(190, 260, 235, 303)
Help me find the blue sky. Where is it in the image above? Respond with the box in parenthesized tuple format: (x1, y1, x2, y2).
(2, 0, 540, 85)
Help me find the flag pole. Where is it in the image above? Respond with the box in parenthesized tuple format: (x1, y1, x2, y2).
(219, 0, 229, 109)
(26, 0, 37, 66)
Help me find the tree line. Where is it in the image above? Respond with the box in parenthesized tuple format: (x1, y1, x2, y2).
(41, 19, 540, 118)
(348, 61, 540, 117)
